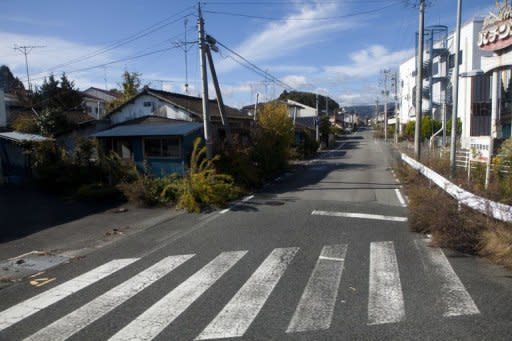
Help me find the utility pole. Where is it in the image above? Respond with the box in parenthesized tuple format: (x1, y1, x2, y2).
(254, 92, 259, 121)
(198, 3, 213, 159)
(375, 98, 379, 127)
(13, 45, 45, 92)
(184, 18, 190, 95)
(381, 69, 391, 142)
(205, 39, 232, 145)
(450, 0, 462, 177)
(315, 93, 320, 143)
(391, 71, 400, 143)
(414, 0, 425, 160)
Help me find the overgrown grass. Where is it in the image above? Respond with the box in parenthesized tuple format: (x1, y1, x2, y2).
(394, 160, 512, 269)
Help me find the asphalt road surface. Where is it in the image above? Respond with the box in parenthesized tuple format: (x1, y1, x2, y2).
(1, 129, 511, 340)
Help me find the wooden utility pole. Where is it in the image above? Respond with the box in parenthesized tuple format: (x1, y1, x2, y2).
(198, 3, 213, 159)
(414, 0, 425, 160)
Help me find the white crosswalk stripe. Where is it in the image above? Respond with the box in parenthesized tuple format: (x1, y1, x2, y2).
(23, 255, 194, 341)
(0, 242, 484, 339)
(286, 244, 348, 333)
(414, 239, 480, 317)
(196, 247, 299, 340)
(109, 251, 247, 341)
(368, 241, 405, 325)
(0, 258, 138, 332)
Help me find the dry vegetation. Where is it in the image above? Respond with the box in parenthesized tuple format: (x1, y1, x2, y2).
(394, 160, 512, 270)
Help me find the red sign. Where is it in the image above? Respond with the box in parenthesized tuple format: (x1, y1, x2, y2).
(479, 2, 512, 52)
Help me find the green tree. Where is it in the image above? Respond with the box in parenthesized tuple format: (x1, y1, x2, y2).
(0, 65, 25, 94)
(107, 71, 143, 110)
(253, 102, 294, 175)
(278, 90, 339, 113)
(319, 116, 331, 144)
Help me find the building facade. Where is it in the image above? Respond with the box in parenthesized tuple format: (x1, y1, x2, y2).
(399, 18, 493, 148)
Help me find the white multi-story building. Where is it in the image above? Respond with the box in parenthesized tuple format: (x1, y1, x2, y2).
(399, 18, 494, 148)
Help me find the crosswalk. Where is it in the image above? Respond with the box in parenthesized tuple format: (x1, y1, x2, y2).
(0, 240, 480, 340)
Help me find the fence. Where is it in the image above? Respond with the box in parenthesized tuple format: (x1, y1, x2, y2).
(401, 153, 512, 223)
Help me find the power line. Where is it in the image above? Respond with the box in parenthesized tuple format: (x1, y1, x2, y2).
(30, 46, 181, 82)
(30, 8, 195, 78)
(203, 1, 400, 21)
(13, 45, 45, 92)
(214, 39, 295, 90)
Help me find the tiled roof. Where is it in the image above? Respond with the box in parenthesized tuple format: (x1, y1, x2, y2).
(107, 87, 250, 120)
(92, 121, 203, 138)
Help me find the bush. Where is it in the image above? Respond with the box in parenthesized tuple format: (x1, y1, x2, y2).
(12, 115, 40, 134)
(119, 174, 179, 207)
(173, 138, 240, 213)
(480, 225, 512, 270)
(296, 131, 319, 159)
(252, 103, 294, 177)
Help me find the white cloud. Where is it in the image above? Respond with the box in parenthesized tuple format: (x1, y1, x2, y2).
(264, 64, 319, 74)
(280, 75, 309, 88)
(324, 45, 413, 79)
(0, 31, 123, 89)
(218, 2, 350, 72)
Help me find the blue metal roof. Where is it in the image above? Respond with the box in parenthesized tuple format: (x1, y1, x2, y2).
(92, 122, 203, 138)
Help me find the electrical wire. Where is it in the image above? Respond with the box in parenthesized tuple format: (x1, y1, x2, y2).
(30, 7, 195, 77)
(203, 1, 400, 21)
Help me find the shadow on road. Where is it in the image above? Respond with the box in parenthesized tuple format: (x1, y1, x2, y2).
(0, 186, 120, 243)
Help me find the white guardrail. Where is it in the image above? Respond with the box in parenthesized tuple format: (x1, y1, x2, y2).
(401, 153, 512, 223)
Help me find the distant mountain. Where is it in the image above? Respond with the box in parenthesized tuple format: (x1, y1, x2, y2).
(344, 103, 395, 118)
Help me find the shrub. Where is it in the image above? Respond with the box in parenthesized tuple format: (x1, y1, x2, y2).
(296, 131, 319, 159)
(119, 174, 178, 207)
(12, 115, 40, 134)
(480, 225, 512, 270)
(252, 102, 294, 177)
(173, 138, 240, 213)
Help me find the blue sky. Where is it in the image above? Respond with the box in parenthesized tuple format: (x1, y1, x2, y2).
(0, 0, 495, 107)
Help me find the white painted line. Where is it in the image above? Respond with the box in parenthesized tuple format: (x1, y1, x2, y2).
(196, 247, 299, 340)
(8, 250, 43, 261)
(287, 244, 348, 333)
(368, 241, 405, 325)
(242, 195, 255, 202)
(109, 251, 247, 341)
(311, 210, 408, 222)
(395, 189, 407, 207)
(219, 195, 254, 214)
(24, 255, 194, 341)
(414, 240, 479, 317)
(0, 259, 138, 332)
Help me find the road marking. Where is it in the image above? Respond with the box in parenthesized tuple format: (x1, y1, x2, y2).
(394, 188, 407, 207)
(286, 244, 348, 333)
(0, 259, 137, 331)
(24, 255, 194, 341)
(29, 278, 56, 287)
(312, 210, 408, 222)
(196, 247, 299, 340)
(109, 251, 247, 341)
(368, 241, 405, 325)
(414, 240, 480, 317)
(219, 195, 255, 214)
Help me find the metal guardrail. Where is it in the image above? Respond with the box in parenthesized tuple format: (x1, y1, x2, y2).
(401, 153, 512, 223)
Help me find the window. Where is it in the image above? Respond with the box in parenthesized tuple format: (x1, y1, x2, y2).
(448, 51, 463, 68)
(144, 137, 181, 158)
(143, 101, 152, 107)
(432, 62, 439, 76)
(86, 106, 92, 113)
